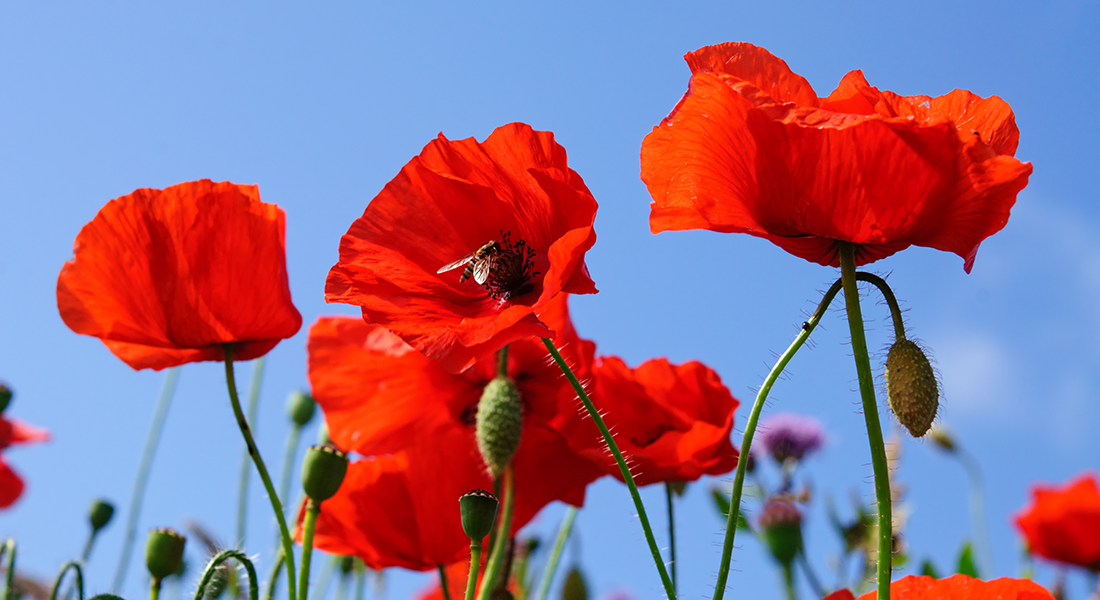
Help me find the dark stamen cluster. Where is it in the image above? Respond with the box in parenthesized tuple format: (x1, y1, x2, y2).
(484, 231, 538, 301)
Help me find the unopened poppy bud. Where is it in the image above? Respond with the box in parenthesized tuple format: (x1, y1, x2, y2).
(301, 445, 349, 503)
(145, 528, 186, 581)
(476, 377, 523, 477)
(885, 339, 939, 437)
(759, 499, 803, 567)
(561, 568, 588, 600)
(286, 390, 317, 427)
(0, 383, 10, 413)
(929, 426, 956, 452)
(459, 488, 498, 542)
(88, 498, 115, 532)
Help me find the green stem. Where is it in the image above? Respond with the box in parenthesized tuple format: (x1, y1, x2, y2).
(782, 563, 796, 600)
(299, 502, 320, 600)
(193, 550, 259, 600)
(475, 466, 514, 600)
(223, 345, 297, 600)
(150, 578, 162, 600)
(497, 346, 509, 378)
(437, 565, 452, 600)
(542, 339, 675, 600)
(50, 562, 84, 600)
(666, 484, 677, 595)
(958, 448, 993, 577)
(80, 531, 96, 564)
(113, 368, 181, 593)
(532, 508, 577, 600)
(838, 242, 892, 600)
(1, 539, 14, 600)
(464, 543, 483, 600)
(712, 279, 845, 600)
(279, 426, 303, 520)
(263, 553, 285, 600)
(854, 273, 906, 340)
(354, 563, 366, 600)
(237, 357, 267, 548)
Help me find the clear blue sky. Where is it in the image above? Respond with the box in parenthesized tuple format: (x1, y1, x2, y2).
(1, 2, 1098, 599)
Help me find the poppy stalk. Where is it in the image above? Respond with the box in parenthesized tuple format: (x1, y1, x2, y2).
(49, 562, 85, 600)
(532, 507, 577, 600)
(475, 466, 514, 600)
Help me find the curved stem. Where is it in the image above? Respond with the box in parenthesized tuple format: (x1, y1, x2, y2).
(193, 550, 259, 600)
(50, 562, 84, 600)
(299, 502, 320, 600)
(223, 346, 297, 600)
(113, 368, 180, 593)
(437, 565, 452, 600)
(263, 553, 285, 600)
(958, 448, 993, 577)
(542, 339, 675, 600)
(665, 484, 677, 595)
(839, 242, 892, 600)
(237, 357, 267, 548)
(475, 466, 514, 600)
(532, 507, 577, 600)
(1, 539, 14, 600)
(464, 543, 483, 600)
(713, 279, 845, 600)
(854, 273, 906, 341)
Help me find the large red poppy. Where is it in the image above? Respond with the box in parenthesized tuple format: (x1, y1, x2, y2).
(305, 294, 604, 570)
(554, 355, 739, 486)
(57, 180, 302, 370)
(0, 416, 50, 509)
(821, 575, 1053, 599)
(325, 122, 598, 374)
(641, 43, 1033, 272)
(1014, 472, 1100, 570)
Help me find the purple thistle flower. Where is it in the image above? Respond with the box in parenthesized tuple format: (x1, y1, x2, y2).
(758, 413, 825, 464)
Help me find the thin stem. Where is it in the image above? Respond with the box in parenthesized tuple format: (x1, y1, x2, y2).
(542, 339, 675, 600)
(437, 565, 452, 600)
(532, 508, 577, 600)
(80, 531, 96, 564)
(150, 579, 162, 600)
(958, 448, 993, 577)
(354, 564, 366, 600)
(223, 345, 297, 600)
(299, 502, 320, 600)
(263, 553, 285, 600)
(713, 279, 846, 600)
(1, 539, 15, 600)
(237, 357, 267, 548)
(475, 467, 514, 600)
(113, 368, 180, 593)
(666, 484, 677, 595)
(497, 346, 509, 378)
(279, 426, 303, 521)
(193, 550, 259, 600)
(781, 563, 796, 600)
(838, 242, 892, 600)
(854, 273, 906, 340)
(50, 562, 84, 600)
(464, 544, 483, 600)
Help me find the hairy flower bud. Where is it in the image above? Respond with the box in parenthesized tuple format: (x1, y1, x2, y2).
(88, 498, 115, 532)
(475, 377, 523, 477)
(459, 488, 499, 543)
(145, 528, 186, 581)
(301, 445, 349, 503)
(286, 390, 317, 427)
(885, 339, 939, 437)
(759, 499, 803, 567)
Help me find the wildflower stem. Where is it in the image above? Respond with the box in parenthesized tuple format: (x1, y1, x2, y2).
(851, 273, 906, 340)
(838, 242, 892, 600)
(498, 345, 509, 377)
(80, 531, 96, 564)
(781, 563, 796, 600)
(1, 539, 13, 600)
(476, 466, 514, 600)
(353, 562, 366, 600)
(298, 502, 320, 600)
(279, 425, 303, 520)
(712, 279, 844, 600)
(957, 448, 994, 577)
(532, 507, 577, 600)
(49, 562, 84, 600)
(237, 357, 267, 548)
(263, 552, 285, 600)
(223, 345, 297, 600)
(150, 578, 162, 600)
(193, 550, 259, 600)
(113, 367, 180, 594)
(666, 484, 677, 595)
(437, 565, 452, 600)
(464, 542, 483, 600)
(542, 339, 675, 600)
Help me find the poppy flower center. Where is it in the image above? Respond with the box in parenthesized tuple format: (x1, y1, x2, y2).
(483, 231, 538, 301)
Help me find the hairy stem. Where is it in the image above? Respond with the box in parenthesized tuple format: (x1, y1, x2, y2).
(237, 357, 267, 548)
(532, 508, 577, 600)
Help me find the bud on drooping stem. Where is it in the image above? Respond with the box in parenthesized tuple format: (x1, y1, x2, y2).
(884, 339, 939, 437)
(475, 377, 523, 478)
(145, 528, 186, 581)
(459, 489, 499, 543)
(301, 445, 349, 503)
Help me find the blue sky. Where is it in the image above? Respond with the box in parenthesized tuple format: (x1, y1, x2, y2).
(1, 2, 1098, 599)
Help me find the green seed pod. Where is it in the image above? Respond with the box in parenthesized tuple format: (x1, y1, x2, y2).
(759, 499, 803, 567)
(561, 568, 587, 600)
(0, 383, 10, 413)
(475, 377, 523, 477)
(301, 445, 349, 503)
(88, 498, 115, 532)
(145, 528, 186, 581)
(459, 489, 499, 542)
(885, 339, 939, 437)
(286, 390, 317, 427)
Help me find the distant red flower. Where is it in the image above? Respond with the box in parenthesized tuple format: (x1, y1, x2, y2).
(555, 355, 739, 486)
(57, 180, 302, 370)
(641, 42, 1033, 272)
(325, 123, 598, 373)
(305, 294, 604, 570)
(1014, 472, 1100, 570)
(0, 416, 50, 509)
(822, 575, 1053, 599)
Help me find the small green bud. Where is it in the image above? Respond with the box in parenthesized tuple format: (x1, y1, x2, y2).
(145, 528, 186, 581)
(759, 499, 802, 567)
(286, 390, 317, 427)
(88, 498, 115, 532)
(885, 339, 939, 437)
(0, 383, 11, 413)
(339, 555, 356, 575)
(301, 445, 349, 503)
(475, 377, 523, 477)
(459, 489, 498, 542)
(561, 568, 587, 600)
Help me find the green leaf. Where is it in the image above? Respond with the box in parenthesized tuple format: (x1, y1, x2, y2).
(956, 542, 979, 578)
(710, 488, 752, 532)
(919, 559, 940, 579)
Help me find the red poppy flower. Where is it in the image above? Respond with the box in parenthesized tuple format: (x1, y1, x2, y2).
(305, 294, 604, 570)
(325, 122, 598, 374)
(1014, 472, 1100, 570)
(821, 575, 1054, 599)
(641, 42, 1033, 272)
(554, 355, 739, 486)
(57, 180, 302, 370)
(0, 416, 50, 509)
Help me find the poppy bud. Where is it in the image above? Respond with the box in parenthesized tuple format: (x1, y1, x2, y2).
(561, 568, 588, 600)
(286, 390, 316, 427)
(929, 426, 956, 452)
(759, 499, 802, 567)
(301, 445, 349, 503)
(475, 376, 523, 478)
(884, 339, 939, 437)
(145, 528, 186, 581)
(88, 498, 115, 532)
(0, 383, 10, 413)
(459, 488, 498, 543)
